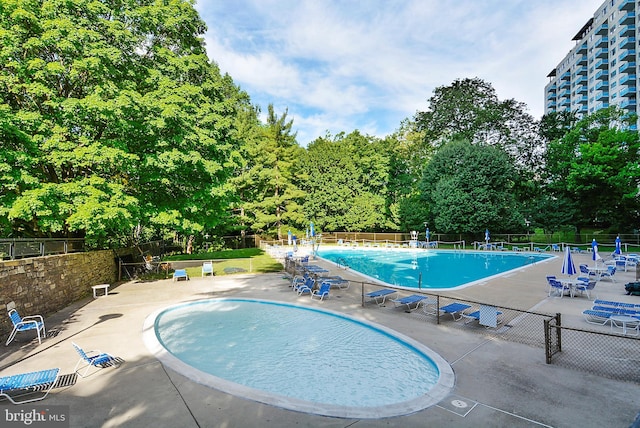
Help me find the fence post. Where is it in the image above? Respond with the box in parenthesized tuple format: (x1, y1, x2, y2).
(361, 282, 365, 307)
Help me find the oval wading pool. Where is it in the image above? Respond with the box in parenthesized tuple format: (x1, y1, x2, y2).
(143, 298, 454, 419)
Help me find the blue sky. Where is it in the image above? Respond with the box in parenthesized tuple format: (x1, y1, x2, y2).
(195, 0, 603, 146)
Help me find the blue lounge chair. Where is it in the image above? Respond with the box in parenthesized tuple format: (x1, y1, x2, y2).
(295, 277, 315, 295)
(439, 302, 472, 321)
(6, 308, 46, 346)
(392, 295, 431, 312)
(310, 282, 331, 301)
(73, 342, 120, 378)
(173, 269, 189, 281)
(551, 244, 561, 252)
(366, 289, 397, 306)
(583, 309, 613, 325)
(0, 368, 59, 404)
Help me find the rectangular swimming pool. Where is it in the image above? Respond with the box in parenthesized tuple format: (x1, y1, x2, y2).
(316, 247, 554, 289)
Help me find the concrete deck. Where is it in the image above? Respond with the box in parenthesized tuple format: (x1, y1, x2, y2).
(1, 250, 639, 427)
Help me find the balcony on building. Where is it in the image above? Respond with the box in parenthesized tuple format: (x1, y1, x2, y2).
(595, 80, 609, 90)
(618, 12, 635, 26)
(618, 0, 635, 11)
(596, 22, 608, 35)
(595, 102, 610, 109)
(576, 54, 588, 65)
(574, 85, 588, 94)
(595, 48, 609, 58)
(558, 89, 571, 98)
(595, 36, 608, 48)
(619, 62, 636, 73)
(619, 37, 636, 49)
(595, 58, 609, 69)
(595, 91, 609, 101)
(619, 74, 637, 85)
(619, 49, 636, 61)
(595, 69, 609, 80)
(546, 100, 557, 109)
(574, 65, 588, 75)
(546, 92, 556, 100)
(620, 99, 637, 109)
(574, 75, 588, 85)
(559, 79, 571, 89)
(559, 98, 571, 107)
(619, 24, 635, 37)
(619, 86, 637, 97)
(575, 104, 588, 114)
(577, 42, 588, 54)
(574, 95, 588, 104)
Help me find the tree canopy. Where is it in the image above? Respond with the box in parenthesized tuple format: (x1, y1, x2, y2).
(0, 0, 241, 247)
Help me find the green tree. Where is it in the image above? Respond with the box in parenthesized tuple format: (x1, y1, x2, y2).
(545, 107, 640, 233)
(0, 0, 240, 247)
(414, 77, 543, 174)
(300, 131, 395, 232)
(421, 140, 523, 235)
(240, 105, 305, 240)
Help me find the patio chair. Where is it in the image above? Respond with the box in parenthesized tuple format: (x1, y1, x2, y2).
(582, 309, 613, 325)
(173, 269, 189, 281)
(202, 262, 213, 277)
(438, 302, 472, 321)
(600, 265, 616, 282)
(6, 308, 46, 346)
(366, 289, 397, 306)
(574, 279, 597, 300)
(295, 277, 315, 295)
(551, 244, 561, 252)
(0, 368, 59, 404)
(392, 295, 433, 312)
(72, 342, 120, 378)
(310, 282, 331, 301)
(547, 278, 570, 298)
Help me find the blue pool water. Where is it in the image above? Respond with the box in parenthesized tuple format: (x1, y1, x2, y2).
(317, 247, 553, 289)
(144, 298, 454, 418)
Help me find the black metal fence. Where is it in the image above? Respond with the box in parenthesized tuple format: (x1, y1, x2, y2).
(0, 238, 85, 260)
(283, 258, 640, 382)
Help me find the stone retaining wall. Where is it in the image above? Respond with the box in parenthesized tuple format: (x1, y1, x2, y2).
(0, 250, 117, 337)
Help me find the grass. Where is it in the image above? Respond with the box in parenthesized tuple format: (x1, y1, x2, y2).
(161, 248, 283, 278)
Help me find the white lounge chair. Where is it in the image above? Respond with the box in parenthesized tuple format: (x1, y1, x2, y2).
(0, 368, 59, 404)
(202, 262, 213, 277)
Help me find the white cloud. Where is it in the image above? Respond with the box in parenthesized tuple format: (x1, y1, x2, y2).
(197, 0, 606, 145)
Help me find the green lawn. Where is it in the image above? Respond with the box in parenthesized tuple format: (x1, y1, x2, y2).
(162, 248, 283, 278)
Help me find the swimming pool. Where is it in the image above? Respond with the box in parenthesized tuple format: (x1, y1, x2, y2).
(317, 247, 553, 289)
(143, 298, 454, 418)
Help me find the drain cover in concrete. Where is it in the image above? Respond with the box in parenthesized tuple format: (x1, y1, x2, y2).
(437, 394, 477, 417)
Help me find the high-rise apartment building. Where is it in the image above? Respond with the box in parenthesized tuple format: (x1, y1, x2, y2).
(545, 0, 637, 125)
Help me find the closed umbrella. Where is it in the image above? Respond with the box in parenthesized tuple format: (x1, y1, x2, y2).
(561, 246, 577, 276)
(615, 235, 621, 255)
(310, 222, 315, 237)
(425, 228, 430, 243)
(592, 239, 602, 266)
(485, 229, 490, 243)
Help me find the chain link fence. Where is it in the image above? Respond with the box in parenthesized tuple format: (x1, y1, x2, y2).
(283, 258, 639, 382)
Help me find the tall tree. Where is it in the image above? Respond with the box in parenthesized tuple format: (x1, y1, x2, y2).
(414, 77, 543, 175)
(240, 105, 305, 240)
(420, 140, 523, 235)
(0, 0, 240, 247)
(544, 107, 640, 233)
(300, 131, 395, 232)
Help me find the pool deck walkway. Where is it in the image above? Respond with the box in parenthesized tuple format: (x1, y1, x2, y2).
(1, 250, 639, 427)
